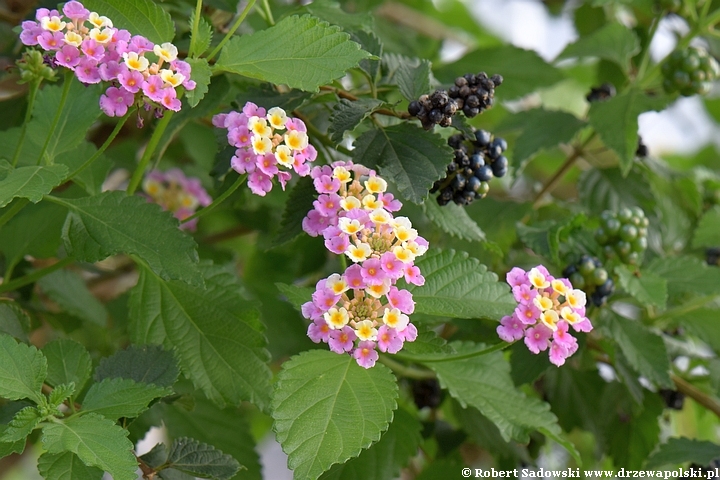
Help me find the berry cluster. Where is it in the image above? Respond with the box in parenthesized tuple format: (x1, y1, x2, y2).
(213, 102, 317, 196)
(562, 255, 615, 307)
(501, 266, 593, 367)
(585, 83, 616, 102)
(20, 1, 195, 117)
(430, 129, 508, 206)
(407, 72, 502, 130)
(595, 208, 648, 265)
(142, 169, 211, 231)
(661, 46, 720, 96)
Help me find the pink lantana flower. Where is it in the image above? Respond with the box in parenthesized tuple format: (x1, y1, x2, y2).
(141, 169, 212, 231)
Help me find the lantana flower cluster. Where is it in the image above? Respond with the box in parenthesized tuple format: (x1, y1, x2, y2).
(142, 169, 211, 231)
(300, 161, 427, 368)
(20, 1, 195, 117)
(498, 266, 593, 367)
(213, 102, 318, 196)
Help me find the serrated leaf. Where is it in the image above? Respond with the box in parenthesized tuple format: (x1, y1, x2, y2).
(350, 30, 382, 79)
(234, 84, 312, 113)
(604, 391, 663, 469)
(0, 162, 68, 208)
(645, 255, 720, 297)
(49, 384, 76, 410)
(693, 205, 720, 248)
(56, 142, 111, 196)
(0, 334, 47, 404)
(498, 108, 586, 167)
(165, 437, 242, 480)
(352, 124, 453, 204)
(41, 413, 138, 480)
(320, 407, 421, 480)
(95, 344, 179, 388)
(271, 350, 398, 480)
(0, 430, 24, 459)
(646, 437, 720, 468)
(558, 22, 640, 72)
(517, 214, 586, 264)
(392, 56, 431, 102)
(185, 58, 211, 108)
(38, 269, 108, 326)
(276, 283, 313, 312)
(82, 377, 172, 421)
(272, 177, 318, 247)
(42, 339, 92, 393)
(428, 346, 563, 444)
(328, 98, 384, 144)
(675, 308, 720, 354)
(305, 1, 375, 32)
(189, 11, 213, 57)
(422, 200, 485, 242)
(58, 191, 202, 286)
(38, 451, 104, 480)
(604, 311, 672, 388)
(437, 46, 564, 99)
(578, 167, 654, 214)
(588, 89, 668, 175)
(82, 0, 174, 44)
(615, 265, 667, 309)
(0, 302, 29, 342)
(0, 201, 65, 264)
(0, 406, 41, 442)
(129, 263, 272, 410)
(216, 15, 371, 92)
(402, 249, 515, 320)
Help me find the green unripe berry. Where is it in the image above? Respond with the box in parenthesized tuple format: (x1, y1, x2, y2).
(603, 218, 621, 236)
(477, 181, 490, 196)
(595, 227, 609, 245)
(618, 208, 633, 223)
(624, 251, 640, 265)
(579, 258, 596, 276)
(600, 210, 617, 222)
(620, 224, 638, 242)
(570, 272, 586, 289)
(616, 241, 632, 257)
(592, 268, 609, 286)
(637, 226, 648, 237)
(604, 245, 617, 259)
(631, 236, 648, 252)
(630, 206, 645, 219)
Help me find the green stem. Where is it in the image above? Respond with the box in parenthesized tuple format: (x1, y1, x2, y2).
(0, 198, 29, 230)
(378, 356, 436, 379)
(67, 109, 133, 180)
(11, 78, 41, 167)
(634, 17, 661, 83)
(181, 174, 247, 224)
(261, 0, 275, 26)
(393, 341, 512, 364)
(126, 110, 175, 195)
(206, 0, 257, 62)
(0, 257, 73, 294)
(189, 0, 203, 57)
(36, 71, 73, 166)
(3, 257, 20, 284)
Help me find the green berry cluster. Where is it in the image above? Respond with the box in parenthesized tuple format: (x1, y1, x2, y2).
(17, 50, 56, 84)
(661, 46, 720, 96)
(595, 207, 649, 265)
(563, 255, 615, 307)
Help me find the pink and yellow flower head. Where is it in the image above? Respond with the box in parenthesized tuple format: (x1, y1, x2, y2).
(141, 169, 212, 231)
(214, 102, 317, 196)
(497, 265, 592, 366)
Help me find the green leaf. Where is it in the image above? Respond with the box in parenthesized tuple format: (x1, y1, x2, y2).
(42, 339, 92, 392)
(38, 451, 104, 480)
(82, 377, 172, 421)
(271, 350, 398, 480)
(162, 437, 242, 480)
(38, 269, 108, 326)
(0, 162, 68, 208)
(604, 389, 663, 469)
(388, 54, 431, 102)
(693, 205, 720, 248)
(55, 142, 111, 196)
(215, 15, 371, 92)
(185, 58, 211, 108)
(615, 265, 668, 309)
(350, 30, 382, 80)
(428, 346, 564, 445)
(233, 84, 312, 112)
(272, 176, 317, 247)
(41, 413, 138, 480)
(0, 302, 30, 342)
(82, 0, 175, 44)
(305, 1, 375, 32)
(558, 23, 640, 72)
(189, 11, 213, 57)
(94, 344, 179, 388)
(49, 384, 76, 409)
(320, 407, 422, 480)
(59, 191, 202, 286)
(328, 98, 384, 144)
(645, 255, 720, 297)
(676, 308, 720, 354)
(588, 89, 668, 174)
(276, 283, 313, 312)
(129, 263, 272, 410)
(517, 214, 586, 264)
(498, 108, 586, 167)
(422, 200, 485, 243)
(351, 124, 453, 204)
(578, 167, 654, 214)
(0, 334, 47, 404)
(0, 201, 65, 263)
(437, 46, 564, 99)
(0, 406, 41, 442)
(604, 311, 672, 388)
(403, 249, 515, 320)
(646, 437, 720, 468)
